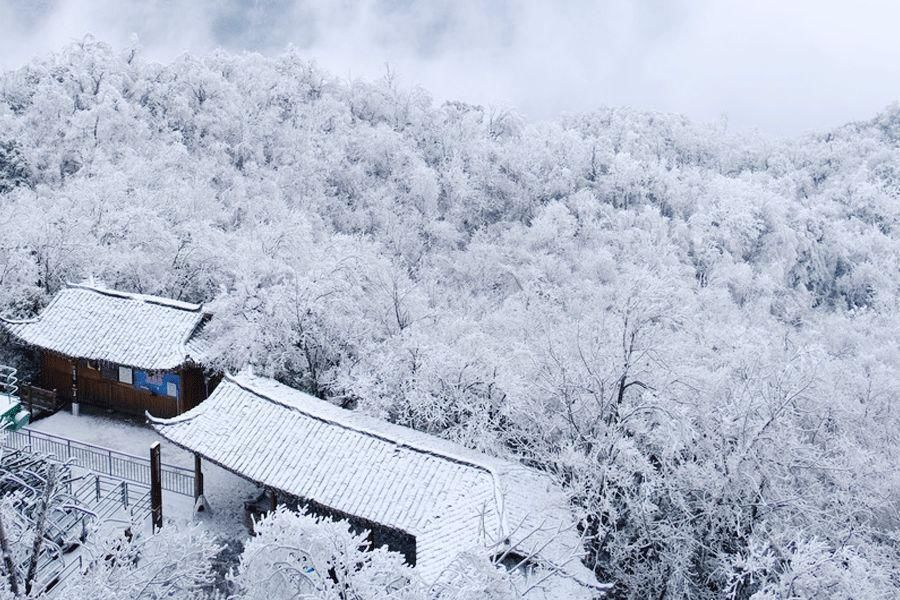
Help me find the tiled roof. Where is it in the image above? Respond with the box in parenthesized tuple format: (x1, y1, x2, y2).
(0, 284, 209, 370)
(149, 373, 602, 589)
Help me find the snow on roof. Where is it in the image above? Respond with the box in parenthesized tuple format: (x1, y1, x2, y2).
(0, 284, 209, 370)
(149, 372, 602, 588)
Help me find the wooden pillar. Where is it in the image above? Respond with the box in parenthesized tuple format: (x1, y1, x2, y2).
(70, 359, 80, 416)
(150, 442, 163, 531)
(70, 360, 78, 404)
(193, 454, 204, 501)
(268, 488, 277, 512)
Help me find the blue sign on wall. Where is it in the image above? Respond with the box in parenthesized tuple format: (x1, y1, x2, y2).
(133, 370, 180, 398)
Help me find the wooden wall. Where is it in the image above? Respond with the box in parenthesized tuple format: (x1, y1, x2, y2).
(38, 352, 211, 418)
(78, 364, 179, 417)
(179, 367, 207, 413)
(39, 352, 72, 399)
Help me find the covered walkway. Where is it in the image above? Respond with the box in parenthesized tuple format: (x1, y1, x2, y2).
(149, 371, 603, 592)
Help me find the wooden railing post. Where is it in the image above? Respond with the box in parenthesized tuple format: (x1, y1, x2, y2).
(193, 454, 204, 501)
(150, 442, 162, 532)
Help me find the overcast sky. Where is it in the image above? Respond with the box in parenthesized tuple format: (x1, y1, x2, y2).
(2, 0, 898, 135)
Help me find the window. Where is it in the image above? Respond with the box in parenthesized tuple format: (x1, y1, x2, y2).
(166, 382, 178, 398)
(118, 366, 133, 385)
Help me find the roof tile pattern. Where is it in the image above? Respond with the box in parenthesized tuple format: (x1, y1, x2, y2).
(1, 285, 207, 370)
(150, 373, 599, 587)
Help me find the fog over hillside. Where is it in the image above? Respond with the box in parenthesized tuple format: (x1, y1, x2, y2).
(3, 0, 900, 134)
(1, 40, 899, 598)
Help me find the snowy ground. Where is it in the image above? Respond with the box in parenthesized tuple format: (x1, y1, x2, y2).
(28, 406, 259, 543)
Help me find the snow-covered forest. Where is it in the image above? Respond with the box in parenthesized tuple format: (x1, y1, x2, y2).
(1, 38, 899, 598)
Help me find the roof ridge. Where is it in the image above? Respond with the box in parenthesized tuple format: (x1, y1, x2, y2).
(0, 315, 38, 325)
(226, 372, 511, 538)
(67, 282, 205, 313)
(179, 314, 211, 363)
(226, 373, 500, 472)
(145, 404, 208, 425)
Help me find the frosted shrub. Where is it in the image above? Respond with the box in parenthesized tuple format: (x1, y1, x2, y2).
(62, 524, 221, 600)
(231, 507, 422, 600)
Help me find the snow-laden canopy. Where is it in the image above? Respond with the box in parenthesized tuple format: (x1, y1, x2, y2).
(149, 372, 602, 589)
(0, 284, 209, 370)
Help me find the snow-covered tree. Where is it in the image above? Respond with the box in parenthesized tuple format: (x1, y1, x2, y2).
(61, 524, 220, 600)
(2, 38, 900, 598)
(230, 507, 422, 600)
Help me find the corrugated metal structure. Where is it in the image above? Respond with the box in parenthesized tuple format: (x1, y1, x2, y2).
(149, 372, 602, 591)
(0, 284, 215, 417)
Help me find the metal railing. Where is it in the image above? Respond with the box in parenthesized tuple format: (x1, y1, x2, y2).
(40, 477, 152, 596)
(0, 365, 18, 399)
(0, 444, 157, 598)
(31, 476, 152, 598)
(39, 554, 83, 598)
(92, 477, 151, 522)
(2, 428, 194, 497)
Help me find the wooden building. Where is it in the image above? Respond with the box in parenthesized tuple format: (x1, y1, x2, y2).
(150, 372, 607, 596)
(1, 283, 214, 418)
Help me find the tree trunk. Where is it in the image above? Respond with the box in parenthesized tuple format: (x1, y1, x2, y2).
(24, 463, 56, 595)
(0, 508, 20, 596)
